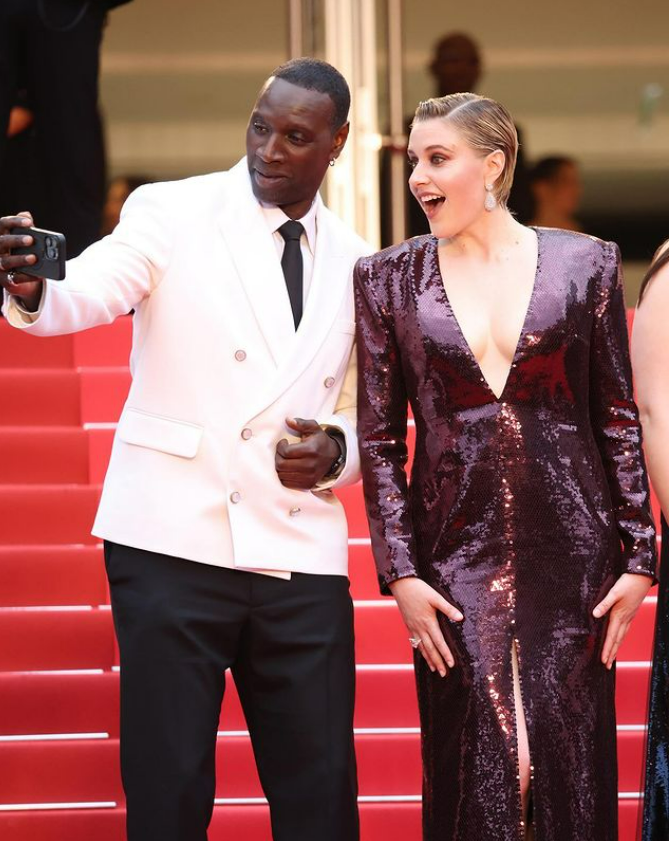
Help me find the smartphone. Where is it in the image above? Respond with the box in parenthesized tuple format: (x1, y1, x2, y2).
(10, 226, 67, 281)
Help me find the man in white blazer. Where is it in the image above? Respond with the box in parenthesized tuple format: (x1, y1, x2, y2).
(0, 58, 370, 841)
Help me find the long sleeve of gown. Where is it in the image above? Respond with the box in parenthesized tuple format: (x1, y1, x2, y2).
(354, 255, 418, 594)
(589, 241, 658, 580)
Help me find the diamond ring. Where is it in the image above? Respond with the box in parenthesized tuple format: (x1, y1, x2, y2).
(408, 637, 423, 649)
(6, 271, 15, 284)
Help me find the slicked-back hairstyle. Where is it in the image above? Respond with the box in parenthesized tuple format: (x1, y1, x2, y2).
(412, 93, 518, 207)
(530, 156, 576, 184)
(271, 57, 350, 132)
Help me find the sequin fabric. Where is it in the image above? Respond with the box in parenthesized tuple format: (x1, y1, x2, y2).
(354, 228, 657, 841)
(643, 516, 669, 840)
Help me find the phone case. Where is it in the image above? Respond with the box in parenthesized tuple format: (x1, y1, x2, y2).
(10, 226, 67, 281)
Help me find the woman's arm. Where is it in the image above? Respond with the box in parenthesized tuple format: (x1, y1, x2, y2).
(354, 256, 416, 593)
(354, 254, 463, 677)
(631, 259, 669, 520)
(589, 241, 657, 667)
(589, 241, 657, 580)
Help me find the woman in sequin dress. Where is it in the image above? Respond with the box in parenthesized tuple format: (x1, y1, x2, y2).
(354, 94, 657, 841)
(631, 241, 669, 840)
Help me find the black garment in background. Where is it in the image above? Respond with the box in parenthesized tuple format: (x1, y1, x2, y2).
(0, 1, 132, 256)
(105, 542, 359, 841)
(1, 89, 42, 216)
(642, 514, 669, 840)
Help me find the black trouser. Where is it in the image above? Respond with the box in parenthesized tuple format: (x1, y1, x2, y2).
(0, 0, 107, 257)
(104, 541, 359, 841)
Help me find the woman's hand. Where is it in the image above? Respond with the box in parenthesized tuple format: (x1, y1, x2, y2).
(593, 573, 653, 669)
(389, 576, 464, 677)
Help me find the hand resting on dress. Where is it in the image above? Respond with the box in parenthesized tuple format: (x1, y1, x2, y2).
(389, 577, 464, 677)
(593, 573, 653, 669)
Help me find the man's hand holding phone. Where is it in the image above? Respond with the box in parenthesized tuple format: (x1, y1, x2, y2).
(1, 213, 46, 312)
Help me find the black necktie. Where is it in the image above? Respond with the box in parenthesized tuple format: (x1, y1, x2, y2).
(278, 220, 304, 329)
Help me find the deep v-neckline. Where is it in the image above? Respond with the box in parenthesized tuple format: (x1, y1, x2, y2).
(432, 227, 542, 403)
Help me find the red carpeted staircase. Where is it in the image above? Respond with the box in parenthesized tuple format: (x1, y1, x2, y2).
(0, 314, 656, 840)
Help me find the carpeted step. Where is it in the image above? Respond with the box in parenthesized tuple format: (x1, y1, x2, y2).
(0, 671, 119, 737)
(0, 371, 81, 426)
(0, 428, 89, 484)
(0, 368, 130, 427)
(0, 729, 645, 805)
(71, 319, 133, 368)
(0, 608, 114, 671)
(0, 316, 133, 370)
(0, 485, 100, 545)
(0, 597, 654, 672)
(0, 660, 651, 739)
(0, 545, 107, 607)
(0, 800, 644, 841)
(0, 321, 74, 369)
(0, 666, 423, 738)
(78, 369, 130, 424)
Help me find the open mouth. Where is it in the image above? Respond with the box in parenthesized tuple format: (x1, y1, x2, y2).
(419, 194, 446, 217)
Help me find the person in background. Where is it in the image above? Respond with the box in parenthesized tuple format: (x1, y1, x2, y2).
(1, 89, 37, 220)
(101, 174, 152, 237)
(404, 33, 533, 240)
(529, 155, 583, 232)
(631, 240, 669, 841)
(0, 0, 133, 257)
(355, 92, 656, 840)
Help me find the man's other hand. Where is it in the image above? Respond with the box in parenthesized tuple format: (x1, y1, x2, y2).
(275, 417, 341, 490)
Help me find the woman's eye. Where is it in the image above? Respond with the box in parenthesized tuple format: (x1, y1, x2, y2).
(407, 159, 417, 169)
(431, 155, 447, 165)
(289, 134, 306, 144)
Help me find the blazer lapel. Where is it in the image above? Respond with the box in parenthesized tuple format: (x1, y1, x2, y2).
(217, 160, 296, 368)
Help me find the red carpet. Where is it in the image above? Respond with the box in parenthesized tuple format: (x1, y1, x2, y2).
(0, 316, 655, 839)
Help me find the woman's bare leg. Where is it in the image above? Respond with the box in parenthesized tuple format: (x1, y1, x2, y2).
(512, 641, 534, 839)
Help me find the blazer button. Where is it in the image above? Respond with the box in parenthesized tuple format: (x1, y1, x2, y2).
(241, 428, 253, 440)
(289, 507, 301, 517)
(230, 491, 241, 504)
(324, 377, 335, 388)
(235, 350, 247, 362)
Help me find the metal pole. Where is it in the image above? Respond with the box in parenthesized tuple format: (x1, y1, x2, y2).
(324, 0, 381, 247)
(387, 0, 406, 244)
(288, 0, 303, 58)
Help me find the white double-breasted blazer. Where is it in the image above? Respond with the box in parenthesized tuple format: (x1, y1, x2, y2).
(4, 159, 371, 575)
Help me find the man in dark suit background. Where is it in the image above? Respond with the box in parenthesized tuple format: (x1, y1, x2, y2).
(0, 1, 133, 256)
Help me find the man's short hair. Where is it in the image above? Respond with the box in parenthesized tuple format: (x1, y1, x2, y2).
(271, 57, 350, 131)
(530, 156, 576, 185)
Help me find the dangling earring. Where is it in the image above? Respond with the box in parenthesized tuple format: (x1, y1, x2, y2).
(329, 159, 336, 167)
(484, 183, 497, 211)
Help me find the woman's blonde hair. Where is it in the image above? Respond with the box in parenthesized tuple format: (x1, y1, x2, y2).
(412, 93, 518, 207)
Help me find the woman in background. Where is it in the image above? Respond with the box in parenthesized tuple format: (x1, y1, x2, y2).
(631, 241, 669, 841)
(354, 93, 657, 840)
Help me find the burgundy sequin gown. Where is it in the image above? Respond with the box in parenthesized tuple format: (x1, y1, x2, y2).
(354, 228, 657, 841)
